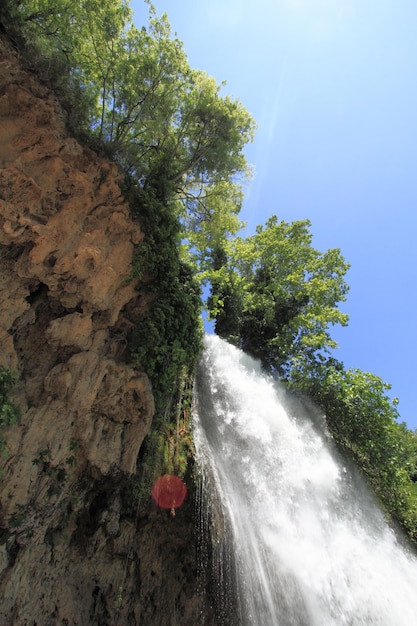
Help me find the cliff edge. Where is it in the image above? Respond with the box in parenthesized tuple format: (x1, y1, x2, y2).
(0, 36, 205, 625)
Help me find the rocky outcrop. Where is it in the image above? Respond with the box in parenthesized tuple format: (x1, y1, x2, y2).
(0, 36, 207, 625)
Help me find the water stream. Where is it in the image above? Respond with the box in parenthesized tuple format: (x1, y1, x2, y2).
(193, 335, 417, 625)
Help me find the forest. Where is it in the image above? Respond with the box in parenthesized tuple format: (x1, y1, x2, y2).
(2, 0, 417, 544)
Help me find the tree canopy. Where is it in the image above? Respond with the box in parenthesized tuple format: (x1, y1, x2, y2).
(7, 0, 254, 256)
(208, 216, 350, 376)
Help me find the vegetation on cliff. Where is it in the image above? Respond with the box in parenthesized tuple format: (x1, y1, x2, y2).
(2, 0, 417, 545)
(0, 367, 20, 458)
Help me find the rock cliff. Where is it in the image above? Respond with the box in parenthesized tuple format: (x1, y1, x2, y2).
(0, 36, 209, 625)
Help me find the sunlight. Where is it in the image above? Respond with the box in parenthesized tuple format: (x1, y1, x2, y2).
(282, 0, 355, 22)
(280, 0, 356, 44)
(285, 0, 347, 9)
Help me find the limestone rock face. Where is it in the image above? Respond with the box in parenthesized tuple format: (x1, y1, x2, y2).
(0, 36, 208, 625)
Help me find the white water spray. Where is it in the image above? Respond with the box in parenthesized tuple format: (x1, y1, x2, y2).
(193, 335, 417, 625)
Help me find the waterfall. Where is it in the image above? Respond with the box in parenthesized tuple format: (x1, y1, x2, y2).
(193, 335, 417, 626)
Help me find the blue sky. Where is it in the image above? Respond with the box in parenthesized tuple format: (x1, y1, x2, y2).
(131, 0, 417, 430)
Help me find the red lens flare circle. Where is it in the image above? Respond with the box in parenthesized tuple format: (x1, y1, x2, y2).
(151, 474, 187, 511)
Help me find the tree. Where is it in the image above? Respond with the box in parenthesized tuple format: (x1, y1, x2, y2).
(6, 0, 132, 122)
(6, 0, 255, 265)
(208, 216, 350, 375)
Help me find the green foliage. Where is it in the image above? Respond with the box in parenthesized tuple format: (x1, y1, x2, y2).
(8, 504, 27, 530)
(121, 373, 195, 518)
(0, 367, 21, 428)
(183, 180, 245, 278)
(31, 446, 52, 466)
(32, 445, 73, 498)
(208, 216, 350, 375)
(0, 367, 21, 462)
(2, 0, 254, 262)
(68, 437, 80, 452)
(289, 358, 417, 541)
(127, 181, 203, 414)
(120, 178, 199, 511)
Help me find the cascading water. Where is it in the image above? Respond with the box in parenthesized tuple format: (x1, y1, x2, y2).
(193, 335, 417, 626)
